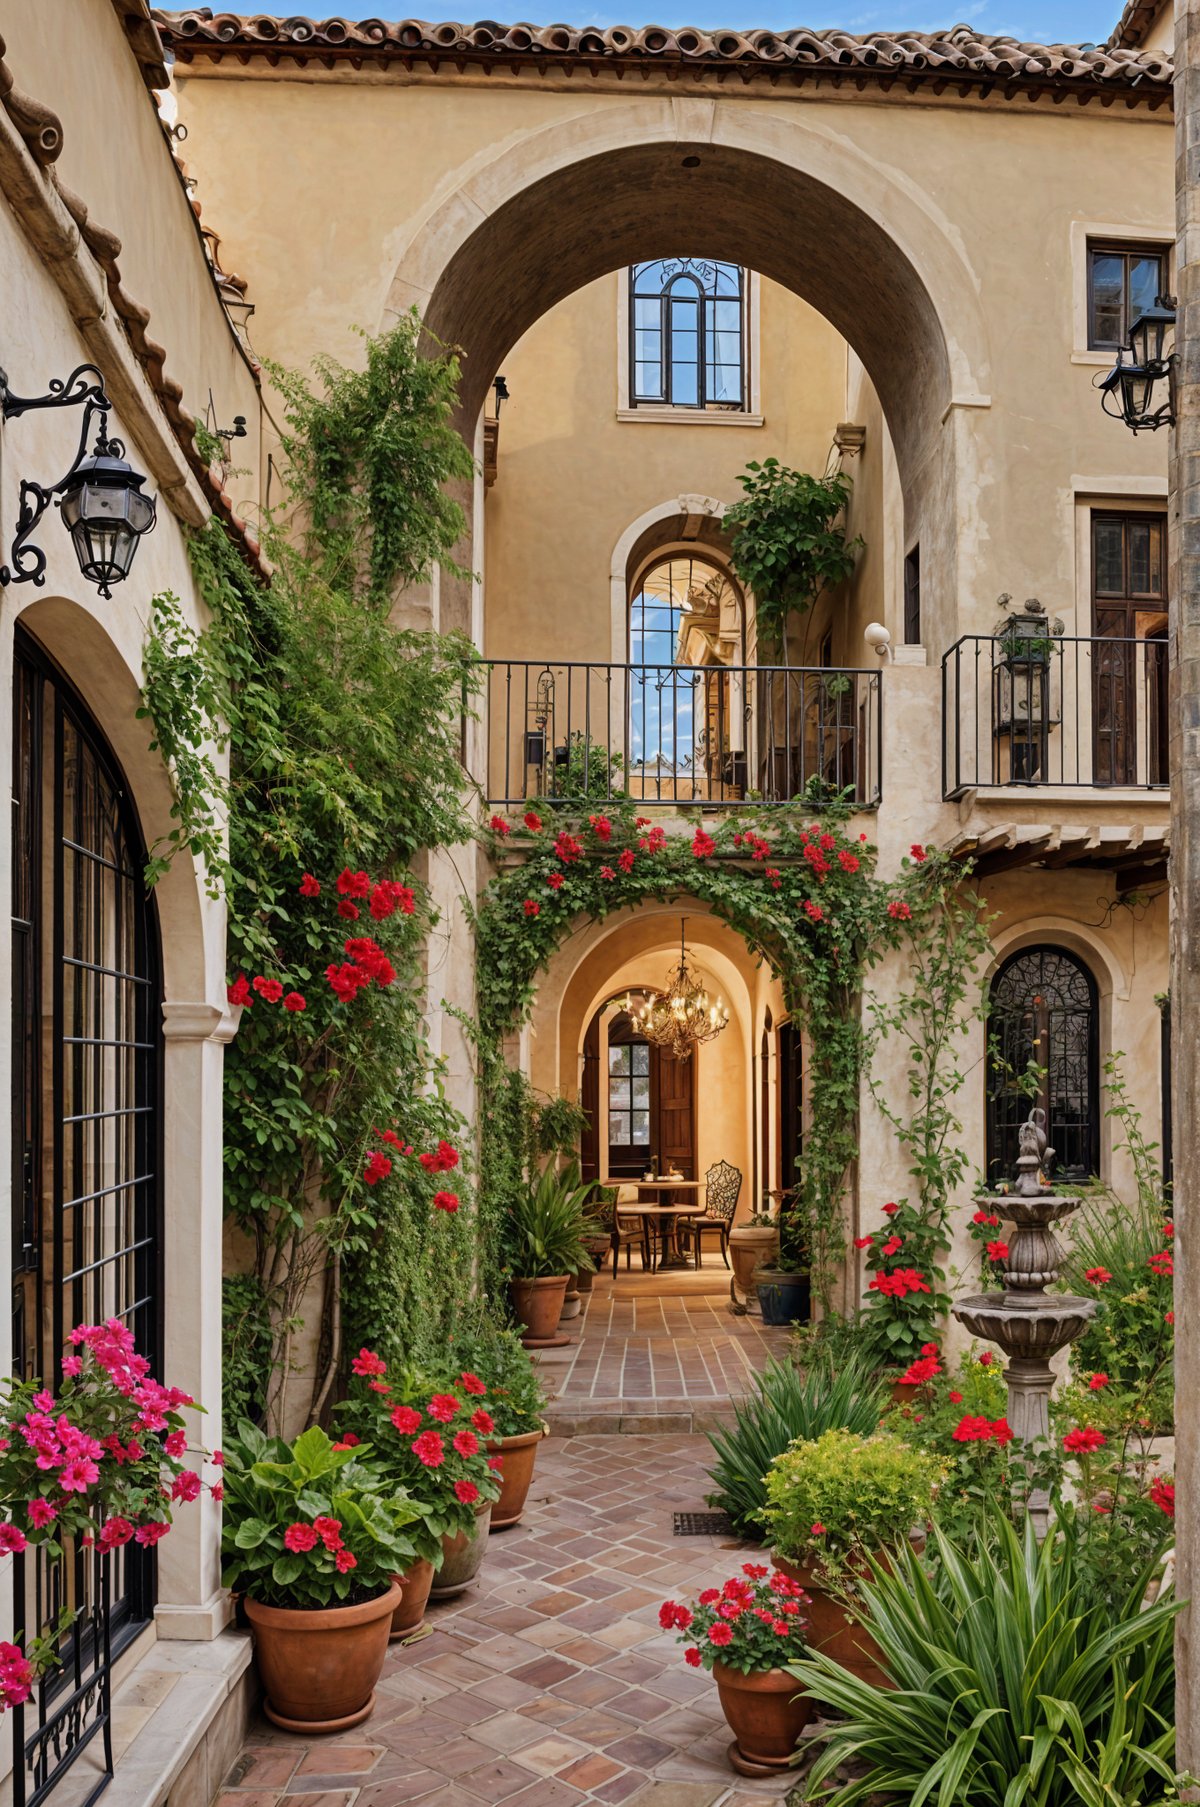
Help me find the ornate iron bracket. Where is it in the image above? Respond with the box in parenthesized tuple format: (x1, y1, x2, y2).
(0, 364, 113, 590)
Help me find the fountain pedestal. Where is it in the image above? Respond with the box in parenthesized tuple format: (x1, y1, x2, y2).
(951, 1113, 1095, 1533)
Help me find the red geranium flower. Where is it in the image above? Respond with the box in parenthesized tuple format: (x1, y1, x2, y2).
(1089, 1373, 1109, 1391)
(351, 1348, 387, 1376)
(461, 1372, 486, 1396)
(299, 873, 321, 897)
(547, 872, 564, 890)
(390, 1405, 421, 1433)
(284, 1523, 319, 1552)
(910, 844, 927, 862)
(888, 900, 912, 921)
(433, 1191, 459, 1214)
(454, 1479, 480, 1506)
(1084, 1268, 1113, 1286)
(412, 1431, 445, 1468)
(707, 1622, 734, 1647)
(524, 812, 542, 832)
(1063, 1426, 1107, 1454)
(489, 815, 511, 837)
(428, 1394, 461, 1423)
(336, 868, 370, 898)
(453, 1429, 480, 1458)
(524, 899, 540, 917)
(471, 1409, 495, 1435)
(692, 829, 716, 859)
(226, 975, 252, 1008)
(1150, 1477, 1175, 1516)
(618, 848, 636, 873)
(986, 1241, 1009, 1262)
(364, 1151, 392, 1187)
(283, 991, 306, 1012)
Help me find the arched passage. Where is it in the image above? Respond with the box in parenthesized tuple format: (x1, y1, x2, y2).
(387, 103, 991, 649)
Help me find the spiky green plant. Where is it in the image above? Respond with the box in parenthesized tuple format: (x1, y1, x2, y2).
(704, 1353, 884, 1538)
(790, 1507, 1178, 1807)
(503, 1160, 601, 1279)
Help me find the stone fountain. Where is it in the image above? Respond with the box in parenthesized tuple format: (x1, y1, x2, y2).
(952, 1108, 1096, 1532)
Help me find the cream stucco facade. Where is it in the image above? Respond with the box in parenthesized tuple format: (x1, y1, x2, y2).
(0, 1, 1186, 1796)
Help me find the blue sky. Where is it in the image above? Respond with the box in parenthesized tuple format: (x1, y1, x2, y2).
(400, 0, 1119, 46)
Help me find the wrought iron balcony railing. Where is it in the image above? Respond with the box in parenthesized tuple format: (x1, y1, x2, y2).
(942, 633, 1169, 797)
(485, 660, 881, 809)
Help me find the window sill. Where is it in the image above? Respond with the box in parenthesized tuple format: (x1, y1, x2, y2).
(616, 407, 764, 427)
(1071, 350, 1119, 367)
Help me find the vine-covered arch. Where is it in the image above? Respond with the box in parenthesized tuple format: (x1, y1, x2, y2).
(475, 805, 921, 1305)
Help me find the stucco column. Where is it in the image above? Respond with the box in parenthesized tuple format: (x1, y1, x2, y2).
(154, 1001, 238, 1640)
(1173, 0, 1200, 1768)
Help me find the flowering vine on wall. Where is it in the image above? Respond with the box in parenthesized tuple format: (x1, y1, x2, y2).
(474, 803, 930, 1311)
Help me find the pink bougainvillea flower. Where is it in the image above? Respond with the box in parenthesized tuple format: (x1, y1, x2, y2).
(887, 900, 912, 921)
(880, 1234, 903, 1258)
(600, 865, 616, 881)
(364, 1151, 392, 1187)
(26, 1499, 56, 1529)
(618, 848, 636, 873)
(0, 1524, 27, 1554)
(588, 815, 612, 841)
(134, 1521, 170, 1546)
(882, 1202, 899, 1216)
(802, 900, 824, 923)
(853, 1235, 873, 1250)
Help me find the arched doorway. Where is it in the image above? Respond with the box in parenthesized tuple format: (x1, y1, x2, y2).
(11, 627, 163, 1801)
(986, 944, 1100, 1185)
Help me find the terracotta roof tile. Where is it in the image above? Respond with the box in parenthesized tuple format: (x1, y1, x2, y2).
(109, 0, 171, 89)
(154, 10, 1173, 96)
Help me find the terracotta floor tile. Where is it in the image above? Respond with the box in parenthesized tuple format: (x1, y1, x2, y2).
(214, 1794, 284, 1806)
(555, 1750, 626, 1788)
(293, 1749, 381, 1778)
(227, 1750, 302, 1789)
(456, 1756, 543, 1802)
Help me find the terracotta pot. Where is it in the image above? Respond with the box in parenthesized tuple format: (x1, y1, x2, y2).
(510, 1274, 569, 1342)
(244, 1583, 400, 1733)
(574, 1263, 596, 1294)
(429, 1501, 492, 1599)
(712, 1662, 812, 1771)
(485, 1425, 546, 1530)
(390, 1557, 435, 1640)
(770, 1552, 891, 1690)
(889, 1378, 919, 1407)
(729, 1226, 780, 1296)
(755, 1270, 811, 1326)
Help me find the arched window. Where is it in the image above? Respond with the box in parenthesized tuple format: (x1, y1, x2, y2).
(630, 259, 746, 409)
(627, 555, 744, 795)
(11, 629, 162, 1801)
(986, 946, 1099, 1186)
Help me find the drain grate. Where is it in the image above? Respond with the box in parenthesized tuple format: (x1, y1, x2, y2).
(673, 1510, 734, 1537)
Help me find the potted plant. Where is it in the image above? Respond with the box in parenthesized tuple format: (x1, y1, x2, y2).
(220, 1422, 420, 1731)
(339, 1349, 502, 1619)
(0, 1321, 210, 1702)
(504, 1159, 601, 1344)
(660, 1563, 812, 1775)
(754, 1193, 810, 1326)
(729, 1204, 781, 1299)
(443, 1321, 549, 1530)
(759, 1429, 943, 1688)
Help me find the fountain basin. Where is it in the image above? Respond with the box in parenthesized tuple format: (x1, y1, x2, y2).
(955, 1293, 1096, 1358)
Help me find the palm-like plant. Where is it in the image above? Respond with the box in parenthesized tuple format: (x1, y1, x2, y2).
(705, 1352, 884, 1538)
(505, 1160, 601, 1279)
(790, 1508, 1178, 1807)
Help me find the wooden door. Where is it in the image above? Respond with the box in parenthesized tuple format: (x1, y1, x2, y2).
(1091, 512, 1166, 785)
(777, 1019, 803, 1197)
(580, 1012, 600, 1184)
(657, 1045, 695, 1186)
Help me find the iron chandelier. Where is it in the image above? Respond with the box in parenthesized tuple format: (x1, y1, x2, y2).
(627, 919, 730, 1061)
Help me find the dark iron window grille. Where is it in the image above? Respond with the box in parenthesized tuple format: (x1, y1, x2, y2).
(986, 946, 1099, 1187)
(629, 259, 746, 410)
(11, 630, 162, 1807)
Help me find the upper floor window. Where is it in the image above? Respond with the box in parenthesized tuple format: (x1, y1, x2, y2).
(1088, 244, 1168, 351)
(630, 260, 746, 410)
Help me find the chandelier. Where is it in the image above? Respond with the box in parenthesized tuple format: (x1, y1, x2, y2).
(626, 920, 730, 1060)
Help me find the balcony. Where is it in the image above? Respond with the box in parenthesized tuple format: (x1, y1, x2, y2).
(942, 634, 1169, 798)
(485, 660, 882, 809)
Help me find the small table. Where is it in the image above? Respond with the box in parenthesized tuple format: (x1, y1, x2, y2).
(603, 1180, 704, 1272)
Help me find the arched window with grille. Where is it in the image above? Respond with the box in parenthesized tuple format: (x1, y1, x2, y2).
(629, 259, 746, 410)
(627, 554, 745, 798)
(986, 945, 1099, 1186)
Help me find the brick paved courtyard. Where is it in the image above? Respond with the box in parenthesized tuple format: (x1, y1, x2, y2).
(541, 1270, 792, 1434)
(218, 1432, 807, 1807)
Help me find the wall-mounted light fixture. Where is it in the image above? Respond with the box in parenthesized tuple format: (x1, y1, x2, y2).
(1097, 294, 1177, 433)
(493, 374, 509, 418)
(0, 363, 156, 599)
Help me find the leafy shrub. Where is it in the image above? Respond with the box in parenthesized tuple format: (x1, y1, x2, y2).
(442, 1313, 548, 1439)
(724, 460, 862, 661)
(705, 1355, 884, 1538)
(791, 1508, 1179, 1806)
(221, 1274, 274, 1430)
(760, 1430, 942, 1581)
(549, 732, 625, 802)
(220, 1423, 421, 1609)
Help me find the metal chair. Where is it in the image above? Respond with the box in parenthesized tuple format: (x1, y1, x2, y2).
(612, 1184, 648, 1275)
(685, 1161, 742, 1268)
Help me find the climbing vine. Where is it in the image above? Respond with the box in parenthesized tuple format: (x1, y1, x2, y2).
(139, 314, 485, 1431)
(474, 803, 917, 1311)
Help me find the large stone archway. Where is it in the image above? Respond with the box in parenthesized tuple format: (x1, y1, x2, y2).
(384, 101, 991, 649)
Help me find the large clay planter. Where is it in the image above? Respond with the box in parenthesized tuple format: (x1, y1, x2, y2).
(712, 1662, 812, 1775)
(510, 1274, 569, 1343)
(770, 1552, 890, 1690)
(485, 1425, 547, 1530)
(390, 1557, 435, 1640)
(729, 1226, 780, 1297)
(244, 1583, 400, 1733)
(429, 1501, 492, 1599)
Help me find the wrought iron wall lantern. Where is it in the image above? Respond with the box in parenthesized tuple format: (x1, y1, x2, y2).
(0, 363, 157, 600)
(1097, 294, 1177, 433)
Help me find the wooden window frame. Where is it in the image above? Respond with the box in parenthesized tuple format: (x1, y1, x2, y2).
(1086, 242, 1169, 352)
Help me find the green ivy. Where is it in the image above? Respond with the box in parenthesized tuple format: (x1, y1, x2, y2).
(723, 461, 862, 661)
(140, 316, 485, 1431)
(473, 806, 912, 1310)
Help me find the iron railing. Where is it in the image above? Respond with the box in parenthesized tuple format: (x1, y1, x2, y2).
(942, 633, 1169, 796)
(485, 660, 882, 808)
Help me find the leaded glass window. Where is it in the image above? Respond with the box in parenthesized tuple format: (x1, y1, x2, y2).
(629, 260, 746, 409)
(986, 946, 1099, 1186)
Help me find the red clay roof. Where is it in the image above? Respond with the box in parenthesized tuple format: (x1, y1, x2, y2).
(154, 11, 1172, 99)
